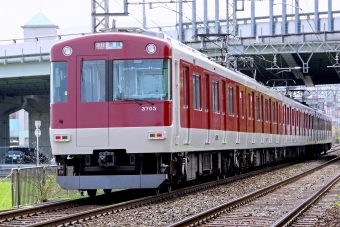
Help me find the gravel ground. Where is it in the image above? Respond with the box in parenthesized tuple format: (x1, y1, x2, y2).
(315, 201, 340, 227)
(81, 158, 336, 227)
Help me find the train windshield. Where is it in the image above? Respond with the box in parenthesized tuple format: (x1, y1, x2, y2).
(113, 59, 170, 101)
(51, 62, 68, 103)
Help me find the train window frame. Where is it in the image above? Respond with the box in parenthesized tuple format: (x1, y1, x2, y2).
(51, 62, 68, 103)
(292, 109, 295, 126)
(255, 96, 260, 121)
(241, 91, 244, 118)
(248, 93, 251, 119)
(212, 81, 219, 113)
(193, 74, 201, 110)
(264, 99, 268, 122)
(272, 102, 275, 123)
(205, 74, 209, 112)
(286, 106, 290, 125)
(81, 60, 107, 103)
(112, 59, 170, 101)
(221, 80, 226, 114)
(228, 87, 234, 116)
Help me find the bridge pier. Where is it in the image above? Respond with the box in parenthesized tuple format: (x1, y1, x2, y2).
(24, 95, 51, 159)
(0, 96, 24, 162)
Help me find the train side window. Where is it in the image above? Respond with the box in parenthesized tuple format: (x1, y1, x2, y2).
(81, 60, 106, 102)
(205, 75, 209, 111)
(255, 96, 260, 120)
(248, 93, 251, 119)
(292, 109, 295, 126)
(286, 107, 290, 125)
(51, 62, 67, 103)
(212, 81, 219, 113)
(193, 74, 201, 110)
(222, 80, 226, 114)
(264, 99, 268, 122)
(272, 102, 275, 123)
(241, 91, 244, 118)
(228, 87, 234, 115)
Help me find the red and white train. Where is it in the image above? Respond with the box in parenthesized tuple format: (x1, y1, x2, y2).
(50, 29, 332, 196)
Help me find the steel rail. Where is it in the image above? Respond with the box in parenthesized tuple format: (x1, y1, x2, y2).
(167, 156, 340, 227)
(26, 161, 306, 227)
(271, 172, 340, 227)
(0, 194, 100, 222)
(0, 159, 305, 225)
(1, 147, 337, 226)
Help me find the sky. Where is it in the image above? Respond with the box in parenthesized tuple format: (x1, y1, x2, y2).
(0, 0, 339, 41)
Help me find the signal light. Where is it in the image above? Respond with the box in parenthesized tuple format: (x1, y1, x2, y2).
(148, 131, 167, 140)
(53, 134, 70, 142)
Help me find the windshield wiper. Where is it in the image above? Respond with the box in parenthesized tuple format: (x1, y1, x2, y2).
(124, 98, 142, 105)
(124, 98, 154, 105)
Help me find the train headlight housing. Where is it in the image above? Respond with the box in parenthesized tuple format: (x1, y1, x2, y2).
(148, 131, 167, 140)
(146, 44, 156, 54)
(62, 46, 73, 56)
(54, 134, 70, 142)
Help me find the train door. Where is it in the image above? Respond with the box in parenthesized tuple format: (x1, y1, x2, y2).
(252, 92, 255, 143)
(174, 60, 180, 145)
(222, 80, 227, 144)
(204, 74, 211, 144)
(236, 86, 240, 143)
(276, 102, 280, 144)
(76, 56, 109, 147)
(182, 65, 190, 144)
(269, 99, 272, 143)
(261, 95, 264, 144)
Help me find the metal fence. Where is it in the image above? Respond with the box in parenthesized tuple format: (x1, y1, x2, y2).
(11, 165, 57, 207)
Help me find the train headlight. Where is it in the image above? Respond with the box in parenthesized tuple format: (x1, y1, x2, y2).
(148, 131, 167, 140)
(54, 134, 70, 142)
(146, 44, 156, 54)
(62, 46, 72, 56)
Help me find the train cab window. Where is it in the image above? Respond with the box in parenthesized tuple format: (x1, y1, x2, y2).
(228, 87, 234, 115)
(113, 59, 170, 101)
(212, 81, 219, 113)
(255, 96, 260, 120)
(193, 74, 201, 110)
(81, 60, 106, 102)
(51, 62, 67, 103)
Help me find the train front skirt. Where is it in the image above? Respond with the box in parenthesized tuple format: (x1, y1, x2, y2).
(56, 174, 167, 190)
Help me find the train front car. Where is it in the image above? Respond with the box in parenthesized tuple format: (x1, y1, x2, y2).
(50, 33, 173, 195)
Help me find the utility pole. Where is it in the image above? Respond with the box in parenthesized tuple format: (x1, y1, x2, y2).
(91, 0, 128, 33)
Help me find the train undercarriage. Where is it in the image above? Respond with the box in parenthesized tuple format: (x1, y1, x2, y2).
(55, 143, 331, 196)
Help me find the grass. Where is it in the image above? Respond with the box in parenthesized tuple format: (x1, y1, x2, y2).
(0, 179, 12, 210)
(0, 179, 107, 211)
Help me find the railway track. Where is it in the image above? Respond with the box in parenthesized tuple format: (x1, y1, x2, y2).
(1, 147, 338, 227)
(168, 156, 340, 227)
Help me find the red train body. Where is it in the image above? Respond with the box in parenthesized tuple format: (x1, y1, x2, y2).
(50, 30, 332, 195)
